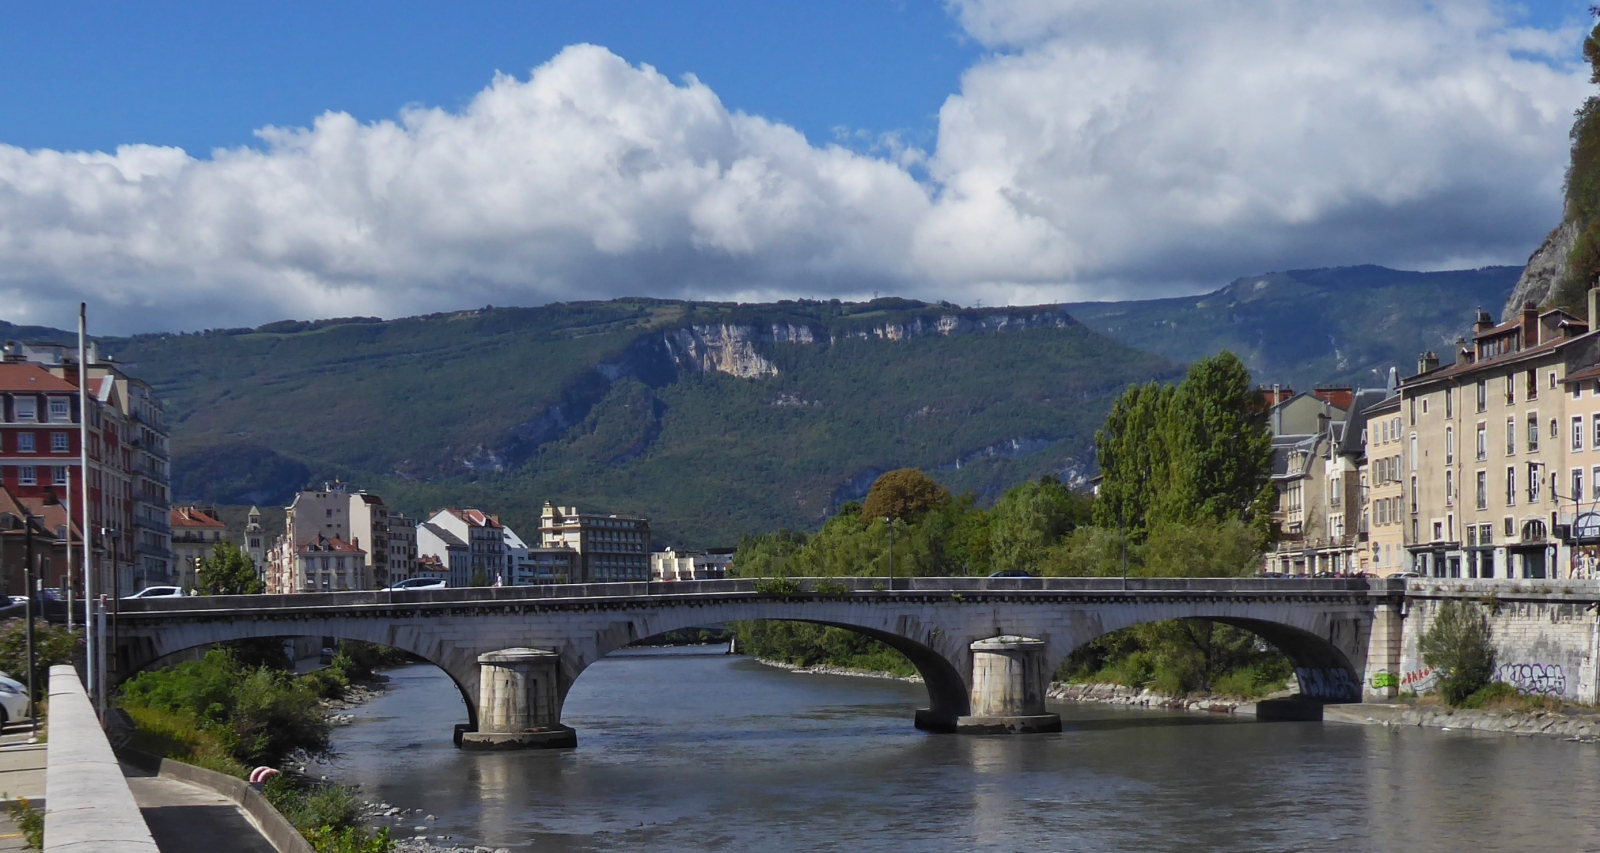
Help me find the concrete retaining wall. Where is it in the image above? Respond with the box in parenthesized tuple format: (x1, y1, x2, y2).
(1399, 580, 1600, 703)
(43, 664, 158, 853)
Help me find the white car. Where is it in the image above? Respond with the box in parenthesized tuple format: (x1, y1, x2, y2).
(0, 673, 32, 725)
(385, 577, 448, 591)
(123, 586, 185, 599)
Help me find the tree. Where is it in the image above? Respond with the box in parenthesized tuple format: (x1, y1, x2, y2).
(990, 477, 1090, 574)
(860, 469, 950, 523)
(1419, 601, 1497, 705)
(1554, 12, 1600, 313)
(196, 542, 263, 596)
(1153, 352, 1273, 529)
(1092, 382, 1175, 539)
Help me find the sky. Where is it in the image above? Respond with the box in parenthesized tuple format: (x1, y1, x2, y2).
(0, 0, 1595, 333)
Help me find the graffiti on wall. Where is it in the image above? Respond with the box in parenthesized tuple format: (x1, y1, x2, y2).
(1369, 671, 1398, 690)
(1498, 662, 1568, 696)
(1295, 667, 1360, 701)
(1400, 667, 1437, 693)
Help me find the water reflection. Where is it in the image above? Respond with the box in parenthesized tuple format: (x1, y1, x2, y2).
(314, 646, 1600, 852)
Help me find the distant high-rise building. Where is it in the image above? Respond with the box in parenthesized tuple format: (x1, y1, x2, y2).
(540, 502, 650, 583)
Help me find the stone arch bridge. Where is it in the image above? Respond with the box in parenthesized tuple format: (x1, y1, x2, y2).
(114, 577, 1407, 748)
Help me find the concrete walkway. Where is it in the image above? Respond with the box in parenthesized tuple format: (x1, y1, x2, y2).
(120, 764, 278, 853)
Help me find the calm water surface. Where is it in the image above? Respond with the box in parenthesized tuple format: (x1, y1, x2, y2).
(313, 647, 1600, 852)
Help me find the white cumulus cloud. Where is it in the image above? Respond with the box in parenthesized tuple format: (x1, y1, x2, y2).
(0, 1, 1591, 333)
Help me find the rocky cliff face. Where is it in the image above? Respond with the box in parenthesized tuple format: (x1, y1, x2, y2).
(1504, 218, 1578, 316)
(665, 325, 779, 379)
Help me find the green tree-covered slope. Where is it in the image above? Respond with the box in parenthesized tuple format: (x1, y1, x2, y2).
(1064, 265, 1520, 390)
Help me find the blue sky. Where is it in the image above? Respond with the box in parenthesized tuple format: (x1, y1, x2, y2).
(0, 1, 980, 156)
(0, 0, 1595, 332)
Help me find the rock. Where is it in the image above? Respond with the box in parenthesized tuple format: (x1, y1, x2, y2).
(1504, 218, 1580, 316)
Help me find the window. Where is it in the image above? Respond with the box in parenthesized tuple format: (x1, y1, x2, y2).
(1507, 467, 1516, 505)
(1422, 398, 1429, 414)
(1576, 417, 1586, 452)
(1575, 469, 1585, 504)
(1528, 415, 1540, 452)
(1508, 417, 1517, 455)
(1551, 418, 1559, 439)
(1529, 463, 1542, 503)
(1476, 423, 1487, 461)
(1433, 521, 1444, 541)
(1576, 382, 1584, 401)
(14, 398, 35, 422)
(1505, 516, 1515, 537)
(1506, 375, 1516, 406)
(1445, 470, 1454, 505)
(1594, 414, 1600, 450)
(1410, 397, 1417, 426)
(1528, 369, 1538, 400)
(326, 509, 333, 518)
(1445, 388, 1453, 418)
(1468, 525, 1479, 547)
(17, 466, 34, 486)
(1594, 465, 1600, 501)
(16, 433, 33, 453)
(1410, 435, 1418, 470)
(1479, 523, 1493, 545)
(52, 466, 67, 485)
(1445, 426, 1454, 464)
(50, 433, 68, 453)
(1476, 471, 1488, 510)
(47, 398, 68, 422)
(1410, 475, 1419, 512)
(1477, 380, 1488, 412)
(1551, 371, 1559, 390)
(53, 525, 66, 543)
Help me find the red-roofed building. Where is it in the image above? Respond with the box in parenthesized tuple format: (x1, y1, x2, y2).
(171, 506, 229, 589)
(1, 338, 171, 595)
(0, 485, 80, 595)
(292, 533, 366, 592)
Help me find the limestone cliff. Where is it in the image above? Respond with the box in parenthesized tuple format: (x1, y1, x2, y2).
(665, 325, 779, 379)
(1503, 217, 1579, 316)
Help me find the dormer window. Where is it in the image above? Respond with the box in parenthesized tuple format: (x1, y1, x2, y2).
(47, 398, 68, 422)
(14, 398, 35, 422)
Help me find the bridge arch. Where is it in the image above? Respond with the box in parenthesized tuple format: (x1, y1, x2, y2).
(116, 620, 483, 728)
(1042, 609, 1367, 702)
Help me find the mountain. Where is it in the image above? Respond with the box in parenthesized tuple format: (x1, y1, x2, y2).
(0, 265, 1523, 546)
(1, 300, 1175, 547)
(1063, 265, 1521, 391)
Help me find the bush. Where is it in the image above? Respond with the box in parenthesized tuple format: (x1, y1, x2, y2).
(264, 775, 392, 853)
(6, 797, 42, 849)
(0, 619, 81, 698)
(753, 577, 801, 596)
(731, 621, 916, 676)
(1419, 601, 1497, 706)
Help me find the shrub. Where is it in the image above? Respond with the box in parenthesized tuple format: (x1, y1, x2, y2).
(264, 776, 392, 853)
(6, 797, 42, 849)
(0, 619, 81, 697)
(809, 579, 849, 595)
(753, 577, 801, 596)
(1419, 601, 1497, 706)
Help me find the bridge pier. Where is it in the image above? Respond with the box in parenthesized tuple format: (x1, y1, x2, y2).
(458, 648, 576, 750)
(954, 637, 1061, 734)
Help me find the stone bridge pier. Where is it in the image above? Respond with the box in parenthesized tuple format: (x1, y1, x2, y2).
(112, 577, 1402, 750)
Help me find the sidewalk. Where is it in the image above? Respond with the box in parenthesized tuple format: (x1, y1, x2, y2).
(0, 722, 46, 852)
(120, 762, 279, 853)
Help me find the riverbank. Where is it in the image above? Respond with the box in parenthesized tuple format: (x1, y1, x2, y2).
(757, 658, 923, 682)
(1325, 701, 1600, 741)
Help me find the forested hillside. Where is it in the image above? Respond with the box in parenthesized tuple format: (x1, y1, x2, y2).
(1065, 265, 1518, 390)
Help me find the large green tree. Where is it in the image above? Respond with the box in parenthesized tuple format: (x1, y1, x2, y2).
(1553, 13, 1600, 311)
(1091, 381, 1174, 538)
(990, 477, 1090, 574)
(196, 542, 263, 596)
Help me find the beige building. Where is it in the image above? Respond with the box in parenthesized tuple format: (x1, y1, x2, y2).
(540, 503, 650, 583)
(387, 513, 417, 583)
(170, 506, 228, 589)
(1264, 387, 1387, 576)
(651, 547, 735, 581)
(1364, 394, 1409, 575)
(348, 491, 391, 587)
(293, 533, 365, 592)
(1394, 299, 1600, 578)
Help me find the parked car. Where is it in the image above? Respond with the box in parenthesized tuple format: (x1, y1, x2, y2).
(988, 570, 1032, 578)
(1391, 571, 1421, 579)
(385, 577, 448, 591)
(0, 672, 31, 725)
(123, 586, 185, 599)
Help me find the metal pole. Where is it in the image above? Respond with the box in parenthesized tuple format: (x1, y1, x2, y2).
(78, 303, 95, 704)
(64, 466, 74, 632)
(95, 596, 106, 719)
(1120, 505, 1128, 591)
(883, 517, 893, 590)
(26, 553, 37, 742)
(22, 510, 34, 735)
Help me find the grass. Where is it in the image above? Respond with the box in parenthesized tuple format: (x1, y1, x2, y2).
(5, 797, 42, 849)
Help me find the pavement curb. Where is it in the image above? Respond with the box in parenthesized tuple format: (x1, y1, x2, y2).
(116, 750, 313, 853)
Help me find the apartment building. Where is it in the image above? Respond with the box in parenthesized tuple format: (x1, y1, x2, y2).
(1264, 387, 1386, 575)
(170, 505, 228, 589)
(540, 502, 651, 583)
(0, 341, 170, 594)
(348, 491, 391, 587)
(0, 485, 79, 593)
(387, 513, 417, 583)
(421, 508, 507, 586)
(1395, 299, 1600, 579)
(294, 533, 365, 592)
(416, 521, 470, 587)
(1364, 394, 1408, 575)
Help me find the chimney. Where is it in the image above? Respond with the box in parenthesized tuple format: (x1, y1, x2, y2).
(1417, 351, 1439, 375)
(1522, 300, 1539, 348)
(1456, 335, 1473, 365)
(1474, 308, 1494, 334)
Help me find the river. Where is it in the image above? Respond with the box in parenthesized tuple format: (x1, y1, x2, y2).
(313, 646, 1600, 852)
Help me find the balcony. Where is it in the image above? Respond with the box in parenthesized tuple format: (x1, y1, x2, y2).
(135, 513, 171, 535)
(134, 541, 172, 560)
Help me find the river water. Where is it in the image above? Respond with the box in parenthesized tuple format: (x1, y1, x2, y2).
(314, 646, 1600, 852)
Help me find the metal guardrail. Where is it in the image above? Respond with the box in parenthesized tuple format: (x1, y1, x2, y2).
(44, 665, 159, 852)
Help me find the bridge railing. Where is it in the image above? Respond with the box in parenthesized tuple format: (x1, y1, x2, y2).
(117, 576, 1407, 614)
(44, 665, 159, 852)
